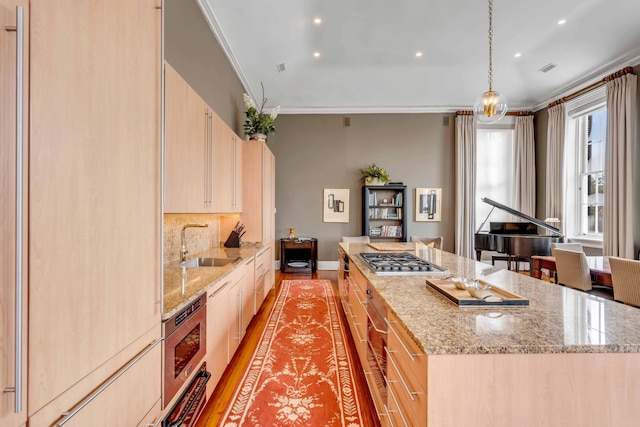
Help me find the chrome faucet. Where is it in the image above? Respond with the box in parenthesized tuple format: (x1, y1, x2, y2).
(181, 223, 208, 262)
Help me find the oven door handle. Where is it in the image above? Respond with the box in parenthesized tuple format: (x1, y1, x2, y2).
(165, 369, 211, 427)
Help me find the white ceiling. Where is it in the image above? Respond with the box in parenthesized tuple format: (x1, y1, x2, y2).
(197, 0, 640, 114)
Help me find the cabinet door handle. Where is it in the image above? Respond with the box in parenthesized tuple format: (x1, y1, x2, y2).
(56, 338, 162, 426)
(386, 318, 420, 362)
(386, 376, 410, 427)
(385, 347, 419, 401)
(3, 6, 25, 414)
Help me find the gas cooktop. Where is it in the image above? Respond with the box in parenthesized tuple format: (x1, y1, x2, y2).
(358, 252, 450, 276)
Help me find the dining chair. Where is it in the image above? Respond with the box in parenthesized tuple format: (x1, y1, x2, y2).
(609, 257, 640, 307)
(550, 242, 583, 255)
(554, 248, 592, 291)
(409, 235, 443, 249)
(341, 236, 370, 243)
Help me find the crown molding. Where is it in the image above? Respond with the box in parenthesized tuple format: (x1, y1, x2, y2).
(531, 49, 640, 111)
(195, 0, 256, 102)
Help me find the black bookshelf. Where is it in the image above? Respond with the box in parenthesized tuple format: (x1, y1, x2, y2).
(362, 185, 407, 241)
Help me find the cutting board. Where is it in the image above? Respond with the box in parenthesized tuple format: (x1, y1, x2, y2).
(426, 279, 529, 307)
(367, 242, 415, 251)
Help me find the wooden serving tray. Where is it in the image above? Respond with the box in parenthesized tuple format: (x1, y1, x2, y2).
(367, 242, 415, 251)
(425, 279, 529, 307)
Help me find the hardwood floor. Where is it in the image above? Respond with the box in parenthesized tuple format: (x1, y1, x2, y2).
(195, 270, 381, 427)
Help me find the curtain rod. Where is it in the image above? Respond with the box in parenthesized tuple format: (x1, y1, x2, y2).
(455, 110, 534, 116)
(547, 66, 634, 109)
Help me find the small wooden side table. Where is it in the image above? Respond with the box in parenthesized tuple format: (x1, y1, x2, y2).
(280, 238, 318, 274)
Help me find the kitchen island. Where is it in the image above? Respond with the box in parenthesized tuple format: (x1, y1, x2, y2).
(341, 242, 640, 427)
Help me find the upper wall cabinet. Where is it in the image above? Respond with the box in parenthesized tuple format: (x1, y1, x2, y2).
(164, 62, 209, 213)
(211, 112, 242, 214)
(164, 65, 240, 214)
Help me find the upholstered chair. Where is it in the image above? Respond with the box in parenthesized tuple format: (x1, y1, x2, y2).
(554, 248, 592, 291)
(550, 242, 584, 255)
(409, 236, 443, 250)
(341, 236, 370, 243)
(609, 257, 640, 307)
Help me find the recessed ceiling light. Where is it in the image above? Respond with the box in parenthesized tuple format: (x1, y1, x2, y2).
(313, 52, 320, 58)
(313, 18, 322, 24)
(415, 52, 423, 58)
(514, 52, 522, 58)
(558, 19, 566, 25)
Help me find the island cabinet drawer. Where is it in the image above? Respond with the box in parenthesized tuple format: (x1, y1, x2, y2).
(386, 313, 427, 388)
(386, 347, 427, 427)
(346, 278, 368, 364)
(349, 264, 367, 293)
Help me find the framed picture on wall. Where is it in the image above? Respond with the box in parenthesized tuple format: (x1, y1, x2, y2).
(415, 187, 442, 222)
(323, 189, 349, 222)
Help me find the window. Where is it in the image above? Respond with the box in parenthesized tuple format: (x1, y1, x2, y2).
(564, 88, 606, 243)
(475, 127, 515, 231)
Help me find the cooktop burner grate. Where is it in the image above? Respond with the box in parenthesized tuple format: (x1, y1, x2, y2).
(358, 252, 450, 276)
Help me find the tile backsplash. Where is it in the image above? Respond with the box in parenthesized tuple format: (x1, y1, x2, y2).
(164, 214, 220, 264)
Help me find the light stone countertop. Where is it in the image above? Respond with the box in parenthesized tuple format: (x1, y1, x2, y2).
(340, 242, 640, 355)
(163, 243, 265, 320)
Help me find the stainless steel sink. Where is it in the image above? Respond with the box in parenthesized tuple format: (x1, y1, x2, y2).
(179, 257, 240, 268)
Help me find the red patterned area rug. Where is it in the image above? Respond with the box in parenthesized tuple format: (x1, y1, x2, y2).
(218, 279, 365, 427)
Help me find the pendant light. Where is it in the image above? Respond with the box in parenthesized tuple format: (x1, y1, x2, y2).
(473, 0, 508, 123)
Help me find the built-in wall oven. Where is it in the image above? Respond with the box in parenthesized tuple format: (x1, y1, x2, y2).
(365, 285, 388, 409)
(163, 294, 208, 407)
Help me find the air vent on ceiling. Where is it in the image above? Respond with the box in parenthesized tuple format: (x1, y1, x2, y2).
(539, 63, 557, 73)
(277, 63, 286, 73)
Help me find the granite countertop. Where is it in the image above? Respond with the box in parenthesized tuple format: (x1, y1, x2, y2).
(340, 242, 640, 356)
(163, 243, 265, 320)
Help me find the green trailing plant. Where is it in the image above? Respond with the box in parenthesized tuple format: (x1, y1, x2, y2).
(360, 163, 391, 183)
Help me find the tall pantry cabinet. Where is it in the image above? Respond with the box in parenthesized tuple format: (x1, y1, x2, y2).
(242, 140, 276, 292)
(1, 1, 28, 426)
(1, 1, 162, 426)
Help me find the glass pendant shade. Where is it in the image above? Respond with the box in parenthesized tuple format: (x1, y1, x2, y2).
(473, 90, 508, 124)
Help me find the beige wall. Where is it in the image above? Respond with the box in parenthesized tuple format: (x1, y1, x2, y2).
(267, 114, 456, 261)
(165, 0, 245, 134)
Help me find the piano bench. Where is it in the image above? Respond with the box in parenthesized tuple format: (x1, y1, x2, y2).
(492, 255, 530, 272)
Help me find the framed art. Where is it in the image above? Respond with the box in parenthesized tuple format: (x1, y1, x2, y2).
(323, 189, 349, 222)
(415, 187, 442, 222)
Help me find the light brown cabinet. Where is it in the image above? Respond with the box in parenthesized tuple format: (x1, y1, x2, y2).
(241, 140, 275, 245)
(211, 112, 242, 213)
(205, 278, 231, 399)
(1, 1, 28, 426)
(164, 62, 210, 213)
(0, 1, 162, 426)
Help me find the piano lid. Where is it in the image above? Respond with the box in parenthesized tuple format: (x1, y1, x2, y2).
(479, 197, 562, 236)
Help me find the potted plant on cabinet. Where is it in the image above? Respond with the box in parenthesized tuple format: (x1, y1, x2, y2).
(360, 163, 391, 185)
(243, 84, 280, 142)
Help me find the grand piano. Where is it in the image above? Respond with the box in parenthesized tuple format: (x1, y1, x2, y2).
(475, 197, 564, 272)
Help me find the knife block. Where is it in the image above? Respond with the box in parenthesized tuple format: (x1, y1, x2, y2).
(224, 230, 241, 248)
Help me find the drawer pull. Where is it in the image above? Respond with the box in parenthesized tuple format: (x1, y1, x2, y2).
(363, 372, 386, 418)
(209, 281, 232, 298)
(386, 348, 419, 401)
(56, 338, 162, 426)
(386, 318, 420, 362)
(386, 376, 410, 427)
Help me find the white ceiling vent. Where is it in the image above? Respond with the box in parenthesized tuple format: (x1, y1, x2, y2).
(539, 63, 557, 73)
(277, 63, 286, 73)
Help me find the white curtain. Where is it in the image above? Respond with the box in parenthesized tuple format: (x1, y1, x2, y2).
(513, 116, 536, 216)
(455, 115, 476, 259)
(604, 73, 637, 258)
(545, 104, 565, 223)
